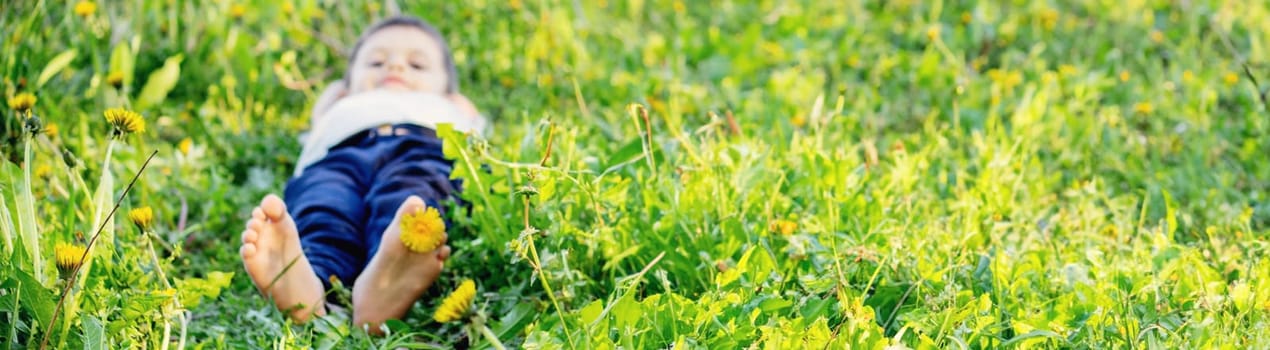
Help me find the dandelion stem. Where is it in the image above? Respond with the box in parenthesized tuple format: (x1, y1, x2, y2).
(477, 323, 508, 350)
(160, 317, 171, 350)
(522, 195, 577, 350)
(145, 230, 172, 288)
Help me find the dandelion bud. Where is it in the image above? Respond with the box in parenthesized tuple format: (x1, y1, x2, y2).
(23, 115, 43, 135)
(62, 149, 79, 168)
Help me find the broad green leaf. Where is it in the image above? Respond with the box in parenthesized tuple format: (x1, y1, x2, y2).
(82, 315, 105, 350)
(11, 155, 41, 284)
(37, 49, 77, 87)
(13, 268, 55, 329)
(578, 299, 604, 325)
(757, 297, 792, 313)
(135, 54, 184, 110)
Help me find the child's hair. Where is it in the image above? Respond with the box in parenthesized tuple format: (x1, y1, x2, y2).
(344, 15, 459, 93)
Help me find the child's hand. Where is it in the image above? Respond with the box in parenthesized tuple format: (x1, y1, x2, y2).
(310, 80, 349, 127)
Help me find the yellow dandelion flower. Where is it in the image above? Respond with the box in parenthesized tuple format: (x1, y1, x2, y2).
(960, 12, 972, 25)
(1039, 9, 1059, 31)
(1042, 71, 1059, 84)
(55, 243, 87, 276)
(1149, 30, 1164, 44)
(769, 219, 797, 236)
(129, 206, 154, 231)
(434, 279, 476, 323)
(790, 115, 806, 128)
(103, 107, 145, 136)
(1182, 70, 1195, 83)
(1119, 70, 1130, 83)
(178, 138, 193, 156)
(1133, 102, 1153, 114)
(925, 26, 940, 41)
(400, 206, 446, 253)
(73, 1, 96, 17)
(1059, 64, 1077, 76)
(281, 2, 294, 14)
(229, 4, 246, 19)
(1223, 72, 1239, 86)
(106, 71, 124, 88)
(847, 54, 861, 69)
(8, 93, 36, 112)
(988, 69, 1005, 82)
(34, 164, 52, 179)
(44, 122, 58, 138)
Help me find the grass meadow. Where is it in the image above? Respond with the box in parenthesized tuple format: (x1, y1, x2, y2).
(2, 0, 1268, 348)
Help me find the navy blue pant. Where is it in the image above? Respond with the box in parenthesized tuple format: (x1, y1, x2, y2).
(283, 124, 460, 294)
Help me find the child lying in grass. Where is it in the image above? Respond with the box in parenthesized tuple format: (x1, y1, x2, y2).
(238, 15, 485, 332)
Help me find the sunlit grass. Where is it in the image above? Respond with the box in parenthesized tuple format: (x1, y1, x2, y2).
(2, 0, 1268, 348)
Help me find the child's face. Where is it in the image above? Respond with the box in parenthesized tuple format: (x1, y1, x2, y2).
(348, 26, 448, 95)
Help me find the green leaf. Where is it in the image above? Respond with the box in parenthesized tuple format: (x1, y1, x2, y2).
(135, 54, 184, 110)
(611, 293, 640, 329)
(1000, 330, 1064, 347)
(174, 271, 233, 308)
(82, 315, 105, 350)
(715, 247, 753, 287)
(604, 139, 645, 171)
(37, 49, 77, 87)
(0, 181, 16, 259)
(578, 299, 604, 325)
(757, 297, 792, 313)
(13, 268, 55, 329)
(495, 302, 536, 339)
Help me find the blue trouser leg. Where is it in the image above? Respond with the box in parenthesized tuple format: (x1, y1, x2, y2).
(284, 146, 374, 291)
(362, 134, 460, 257)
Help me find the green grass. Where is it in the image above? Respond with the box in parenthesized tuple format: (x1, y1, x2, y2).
(2, 0, 1268, 348)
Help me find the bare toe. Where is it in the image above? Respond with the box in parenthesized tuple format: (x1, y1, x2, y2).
(241, 229, 258, 244)
(260, 194, 287, 220)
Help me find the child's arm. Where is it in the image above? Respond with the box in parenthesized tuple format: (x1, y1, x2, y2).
(448, 93, 480, 119)
(310, 80, 349, 128)
(448, 93, 490, 134)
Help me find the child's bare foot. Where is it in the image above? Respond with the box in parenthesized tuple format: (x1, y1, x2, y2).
(240, 194, 326, 322)
(352, 195, 451, 333)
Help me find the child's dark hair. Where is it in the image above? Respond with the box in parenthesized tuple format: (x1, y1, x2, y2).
(344, 15, 459, 93)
